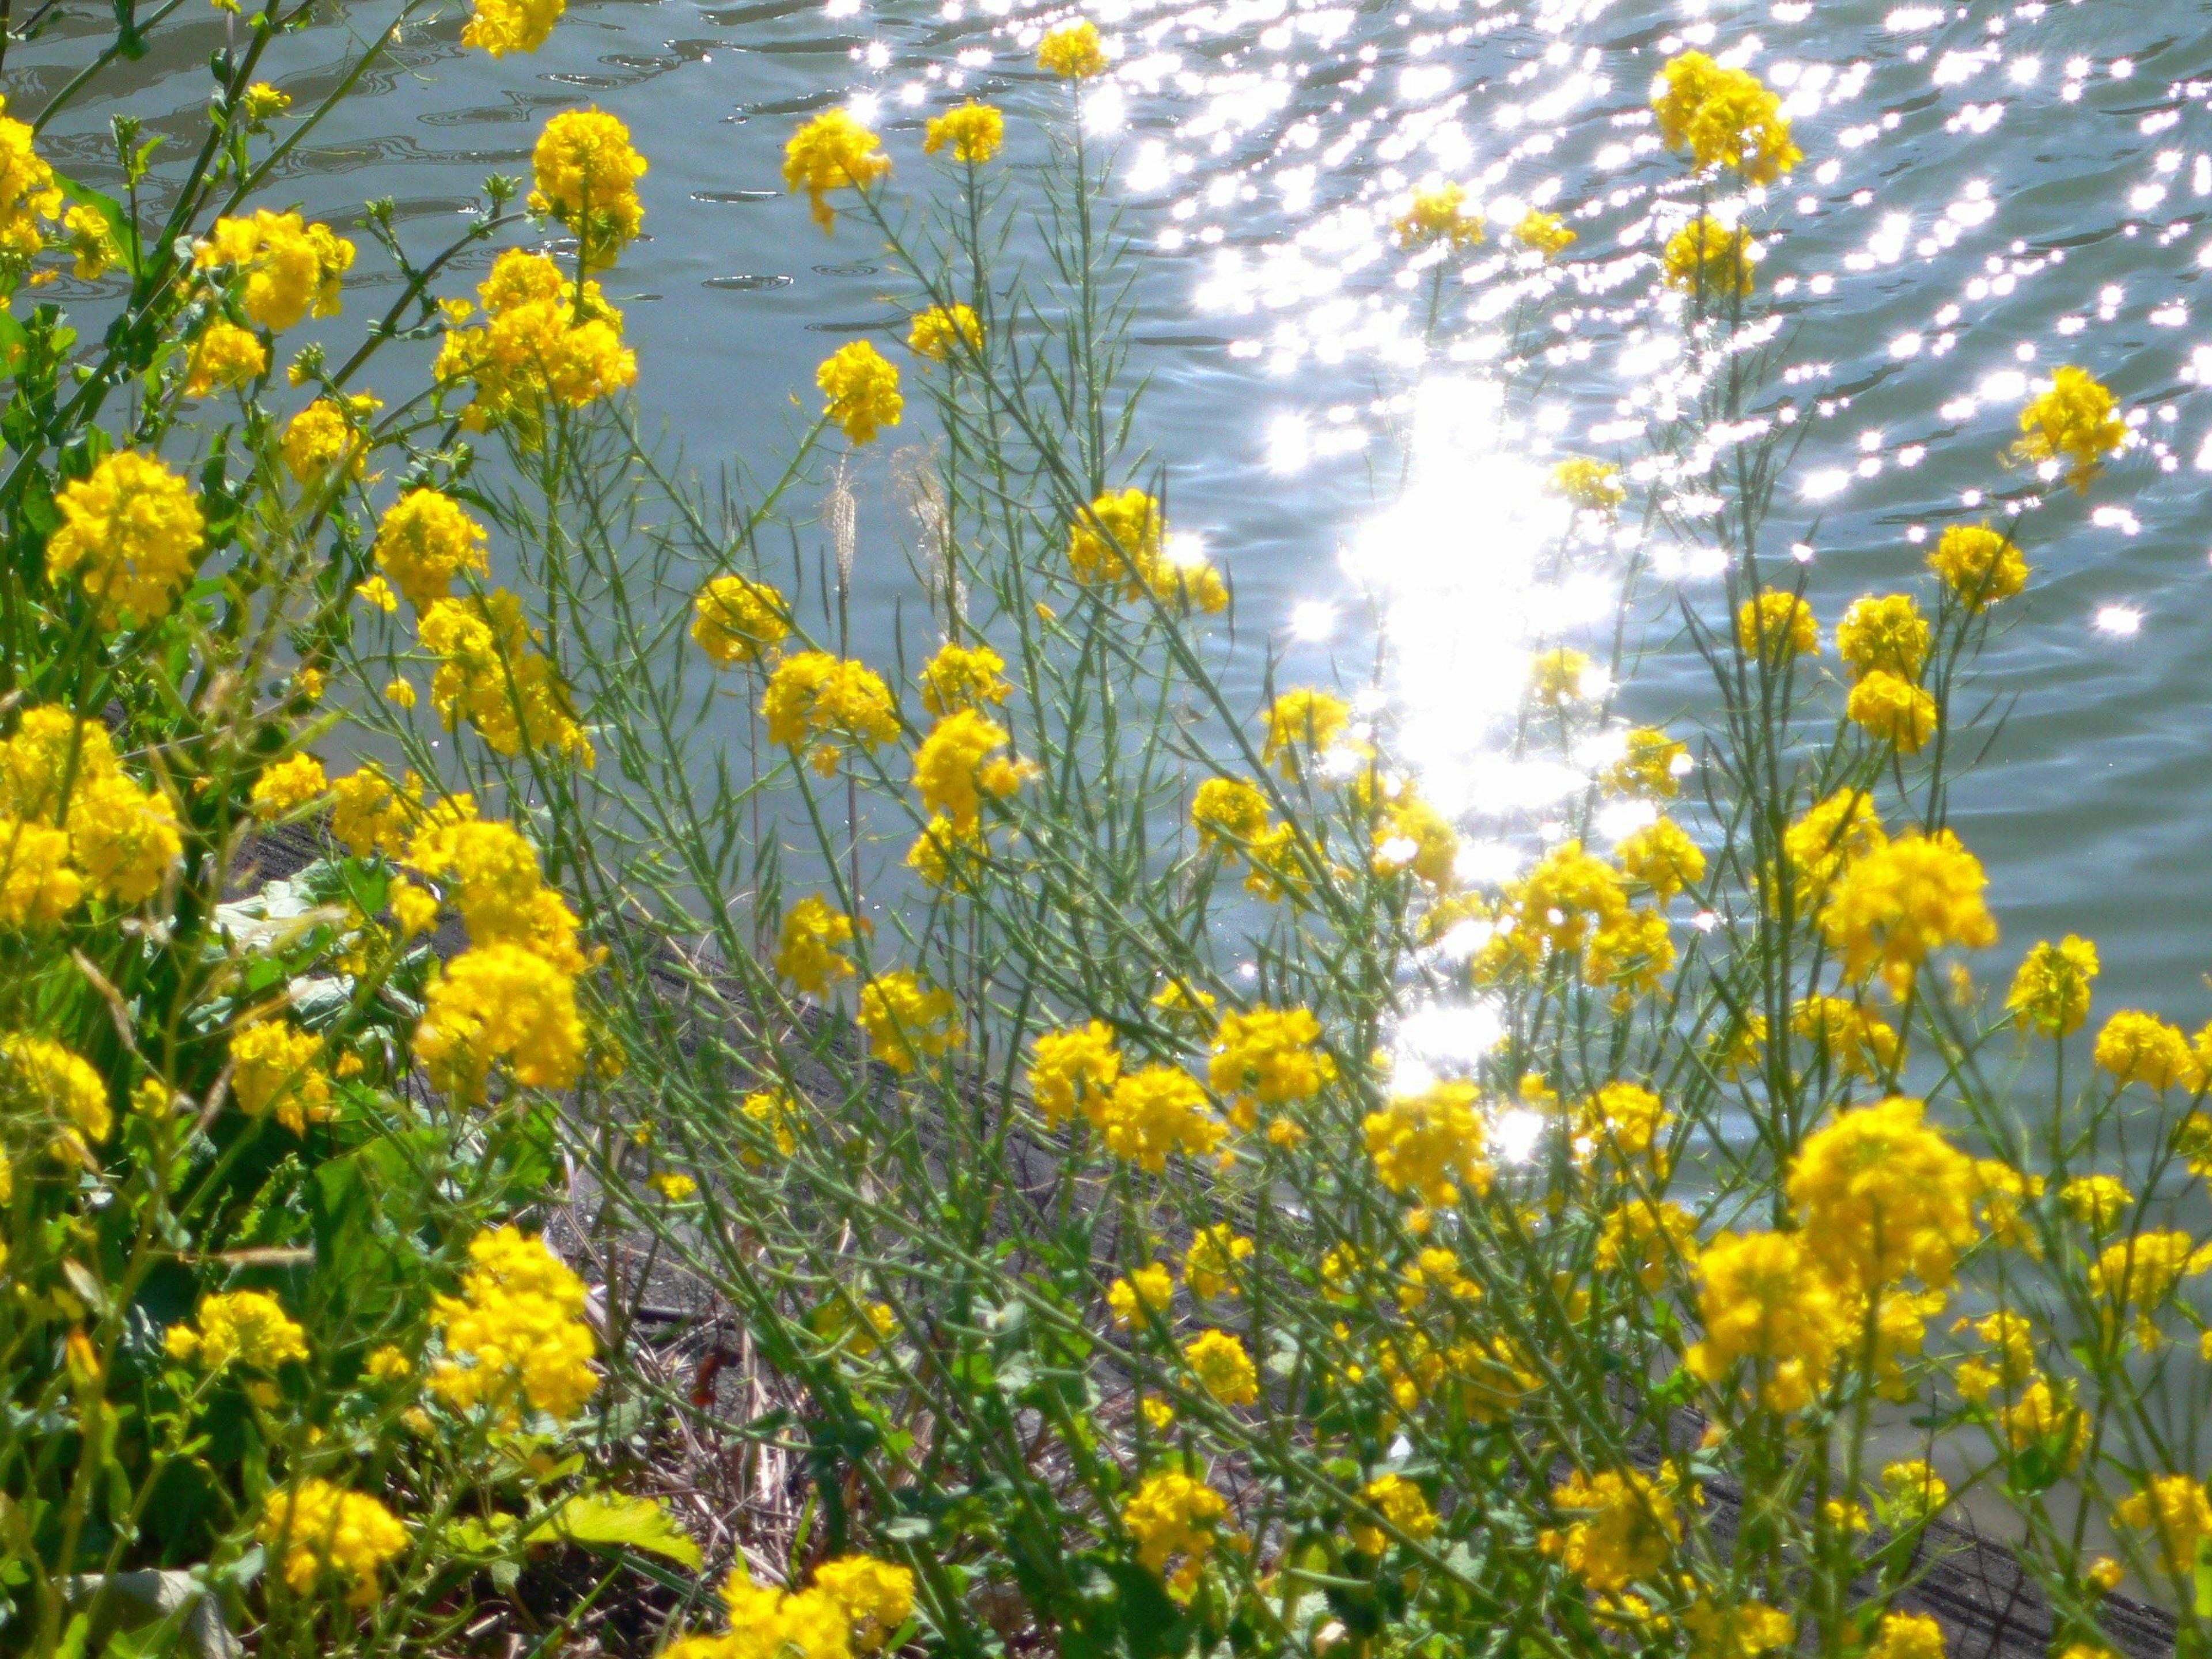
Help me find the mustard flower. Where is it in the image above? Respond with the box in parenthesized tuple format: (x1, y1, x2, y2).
(2115, 1476, 2212, 1578)
(908, 302, 983, 363)
(1927, 522, 2027, 609)
(857, 969, 961, 1071)
(2006, 935, 2097, 1037)
(193, 209, 353, 331)
(1350, 1474, 1436, 1557)
(1096, 1065, 1221, 1170)
(1836, 592, 1929, 681)
(1684, 1229, 1843, 1415)
(183, 320, 268, 397)
(260, 1480, 407, 1605)
(430, 1226, 598, 1422)
(1027, 1020, 1121, 1128)
(230, 1020, 333, 1134)
(0, 1032, 111, 1143)
(922, 101, 1003, 164)
(433, 250, 636, 433)
(1786, 1096, 1977, 1291)
(1392, 181, 1482, 251)
(249, 753, 327, 820)
(1208, 1004, 1333, 1129)
(0, 821, 81, 928)
(44, 450, 205, 627)
(1037, 18, 1107, 78)
(2015, 364, 2126, 490)
(1662, 215, 1753, 297)
(1652, 52, 1800, 184)
(281, 396, 374, 486)
(1596, 1197, 1698, 1291)
(374, 488, 490, 609)
(1866, 1612, 1946, 1659)
(1181, 1328, 1258, 1405)
(1068, 486, 1164, 595)
(1363, 1081, 1490, 1207)
(1604, 726, 1687, 797)
(817, 339, 902, 444)
(1736, 590, 1818, 665)
(1550, 456, 1624, 510)
(1108, 1262, 1173, 1330)
(1122, 1471, 1227, 1592)
(529, 108, 647, 270)
(912, 709, 1030, 830)
(0, 98, 62, 262)
(776, 893, 861, 995)
(2093, 1009, 2195, 1091)
(1846, 670, 1938, 753)
(919, 640, 1010, 715)
(419, 589, 594, 763)
(1514, 209, 1575, 256)
(165, 1290, 309, 1370)
(1789, 994, 1899, 1081)
(1181, 1224, 1252, 1301)
(783, 108, 891, 232)
(1546, 1469, 1679, 1594)
(2059, 1173, 2132, 1232)
(463, 0, 563, 55)
(1574, 1080, 1670, 1166)
(1528, 646, 1592, 707)
(813, 1555, 914, 1653)
(1819, 828, 1995, 995)
(414, 943, 585, 1098)
(692, 573, 790, 667)
(1614, 817, 1705, 900)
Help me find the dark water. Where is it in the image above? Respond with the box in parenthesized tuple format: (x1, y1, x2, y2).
(28, 0, 2212, 1030)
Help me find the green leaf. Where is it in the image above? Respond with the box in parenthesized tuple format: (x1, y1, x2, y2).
(527, 1492, 703, 1570)
(49, 170, 142, 278)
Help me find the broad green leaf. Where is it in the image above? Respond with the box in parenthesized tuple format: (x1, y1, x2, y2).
(527, 1492, 703, 1570)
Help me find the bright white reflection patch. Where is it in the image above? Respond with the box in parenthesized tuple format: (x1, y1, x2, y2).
(1493, 1107, 1544, 1165)
(1289, 599, 1338, 640)
(2092, 604, 2143, 638)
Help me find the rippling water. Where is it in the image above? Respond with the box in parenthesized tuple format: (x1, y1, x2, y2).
(34, 0, 2212, 1014)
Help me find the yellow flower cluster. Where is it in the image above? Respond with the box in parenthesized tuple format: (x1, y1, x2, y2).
(45, 450, 206, 627)
(193, 209, 354, 332)
(1514, 209, 1575, 256)
(1393, 182, 1482, 251)
(2017, 938, 2097, 1039)
(1787, 1097, 1977, 1291)
(1847, 671, 1938, 753)
(1652, 52, 1800, 184)
(430, 1226, 599, 1423)
(1662, 215, 1753, 298)
(1183, 1327, 1257, 1404)
(1605, 727, 1687, 798)
(777, 893, 861, 994)
(249, 752, 327, 820)
(1364, 1081, 1491, 1208)
(434, 249, 637, 434)
(1551, 457, 1624, 510)
(1028, 1020, 1121, 1128)
(817, 339, 903, 445)
(740, 1088, 803, 1162)
(1262, 688, 1350, 777)
(919, 641, 1010, 716)
(0, 706, 183, 918)
(165, 1289, 309, 1370)
(0, 1032, 111, 1146)
(260, 1479, 408, 1605)
(1574, 1080, 1670, 1169)
(908, 302, 983, 361)
(1927, 522, 2027, 610)
(783, 108, 892, 233)
(0, 97, 62, 263)
(1208, 1005, 1334, 1130)
(2092, 1007, 2195, 1090)
(1836, 592, 1929, 681)
(1037, 18, 1108, 78)
(1122, 1469, 1227, 1591)
(2014, 365, 2125, 490)
(1819, 828, 1996, 995)
(1480, 839, 1672, 1001)
(463, 0, 563, 56)
(1596, 1197, 1698, 1291)
(374, 488, 490, 609)
(1615, 817, 1705, 901)
(668, 1556, 911, 1659)
(419, 587, 593, 763)
(1350, 1473, 1437, 1556)
(923, 101, 1003, 164)
(913, 709, 1030, 830)
(1685, 1229, 1841, 1414)
(1545, 1469, 1679, 1594)
(183, 320, 268, 399)
(1867, 1613, 1946, 1659)
(529, 108, 647, 270)
(857, 968, 961, 1071)
(1067, 487, 1227, 611)
(763, 650, 900, 775)
(1789, 994, 1898, 1081)
(692, 573, 791, 668)
(230, 1020, 333, 1134)
(1736, 590, 1817, 666)
(1096, 1064, 1221, 1170)
(330, 765, 419, 859)
(2115, 1475, 2212, 1578)
(281, 394, 376, 487)
(1183, 1224, 1252, 1300)
(1108, 1261, 1173, 1329)
(416, 943, 587, 1097)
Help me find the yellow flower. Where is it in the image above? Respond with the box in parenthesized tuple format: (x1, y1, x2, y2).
(1927, 522, 2027, 609)
(1208, 1005, 1334, 1128)
(1614, 817, 1705, 901)
(2015, 364, 2126, 490)
(1182, 1224, 1253, 1300)
(919, 641, 1010, 715)
(1181, 1328, 1258, 1404)
(908, 302, 983, 361)
(0, 822, 81, 927)
(419, 589, 593, 763)
(463, 0, 563, 55)
(2089, 1229, 2212, 1312)
(1735, 590, 1818, 665)
(1681, 1600, 1796, 1659)
(1836, 592, 1929, 681)
(183, 320, 268, 397)
(1514, 209, 1575, 256)
(528, 108, 647, 271)
(2059, 1173, 2132, 1232)
(2005, 935, 2097, 1037)
(249, 753, 328, 820)
(430, 1226, 598, 1422)
(374, 488, 490, 609)
(260, 1480, 407, 1606)
(193, 209, 354, 331)
(1528, 646, 1592, 707)
(164, 1290, 308, 1370)
(857, 969, 961, 1072)
(1878, 1459, 1949, 1526)
(238, 82, 291, 124)
(433, 250, 636, 435)
(1096, 1065, 1221, 1170)
(1191, 776, 1270, 852)
(647, 1171, 697, 1202)
(1789, 994, 1899, 1081)
(1393, 181, 1482, 251)
(1684, 1230, 1843, 1415)
(0, 1033, 111, 1143)
(2001, 1376, 2087, 1468)
(1550, 457, 1624, 510)
(1370, 785, 1459, 886)
(692, 573, 790, 667)
(1652, 52, 1800, 184)
(783, 108, 891, 233)
(1597, 1197, 1697, 1291)
(740, 1088, 803, 1161)
(922, 101, 1003, 163)
(1363, 1081, 1490, 1207)
(1493, 840, 1628, 968)
(2115, 1475, 2212, 1578)
(62, 204, 116, 280)
(365, 1346, 414, 1384)
(330, 765, 419, 858)
(1068, 486, 1164, 595)
(1819, 828, 1996, 996)
(2093, 1009, 2195, 1091)
(904, 813, 984, 891)
(1865, 1612, 1946, 1659)
(1786, 1096, 1976, 1291)
(1028, 1020, 1121, 1129)
(776, 893, 861, 995)
(414, 944, 585, 1099)
(1350, 1473, 1435, 1557)
(1546, 1469, 1678, 1593)
(1782, 787, 1885, 904)
(1604, 726, 1686, 797)
(1108, 1262, 1173, 1330)
(1121, 1471, 1227, 1591)
(1037, 18, 1107, 78)
(817, 339, 902, 445)
(912, 709, 1029, 830)
(1662, 215, 1753, 297)
(406, 813, 586, 969)
(0, 99, 62, 262)
(1574, 1080, 1671, 1168)
(230, 1020, 333, 1134)
(1846, 670, 1938, 753)
(280, 396, 374, 486)
(813, 1556, 914, 1653)
(44, 450, 205, 627)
